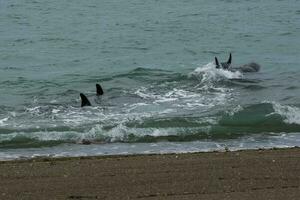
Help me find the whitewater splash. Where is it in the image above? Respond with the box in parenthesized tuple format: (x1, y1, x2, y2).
(189, 62, 243, 83)
(269, 102, 300, 125)
(1, 100, 299, 147)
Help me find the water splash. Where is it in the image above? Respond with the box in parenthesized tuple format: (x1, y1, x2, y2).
(189, 62, 243, 84)
(270, 102, 300, 125)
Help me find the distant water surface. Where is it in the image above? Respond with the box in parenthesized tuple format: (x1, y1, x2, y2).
(0, 0, 299, 160)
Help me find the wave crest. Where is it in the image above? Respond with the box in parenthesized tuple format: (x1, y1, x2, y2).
(270, 102, 300, 125)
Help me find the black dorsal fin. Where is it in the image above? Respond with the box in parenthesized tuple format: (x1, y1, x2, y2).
(80, 93, 91, 107)
(227, 53, 232, 64)
(96, 84, 104, 96)
(215, 57, 220, 68)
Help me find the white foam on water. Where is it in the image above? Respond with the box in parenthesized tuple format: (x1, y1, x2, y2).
(0, 117, 9, 125)
(134, 85, 232, 112)
(226, 105, 244, 116)
(189, 62, 243, 83)
(270, 102, 300, 125)
(1, 132, 300, 161)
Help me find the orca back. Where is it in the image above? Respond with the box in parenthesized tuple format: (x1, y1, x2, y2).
(239, 62, 260, 72)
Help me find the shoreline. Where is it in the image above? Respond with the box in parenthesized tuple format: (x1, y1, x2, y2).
(1, 145, 299, 163)
(0, 146, 299, 163)
(1, 147, 300, 199)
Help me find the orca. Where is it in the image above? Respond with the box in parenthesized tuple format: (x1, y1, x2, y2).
(215, 53, 231, 70)
(80, 93, 91, 107)
(215, 53, 260, 72)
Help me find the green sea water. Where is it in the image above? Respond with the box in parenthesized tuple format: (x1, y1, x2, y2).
(0, 0, 299, 160)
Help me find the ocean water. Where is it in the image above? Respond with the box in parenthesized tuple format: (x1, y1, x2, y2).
(0, 0, 299, 160)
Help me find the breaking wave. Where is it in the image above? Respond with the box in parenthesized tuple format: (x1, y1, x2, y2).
(1, 101, 299, 148)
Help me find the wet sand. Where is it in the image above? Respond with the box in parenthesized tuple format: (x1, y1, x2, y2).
(0, 147, 300, 200)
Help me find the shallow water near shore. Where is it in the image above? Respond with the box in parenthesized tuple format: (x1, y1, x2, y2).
(0, 0, 300, 160)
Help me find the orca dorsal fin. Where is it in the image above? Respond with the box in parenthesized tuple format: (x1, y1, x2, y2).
(215, 57, 220, 68)
(227, 53, 232, 64)
(80, 93, 92, 107)
(96, 84, 104, 96)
